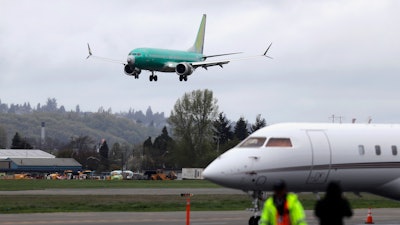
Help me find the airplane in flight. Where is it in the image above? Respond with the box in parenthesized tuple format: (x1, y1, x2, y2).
(202, 122, 400, 225)
(87, 14, 272, 82)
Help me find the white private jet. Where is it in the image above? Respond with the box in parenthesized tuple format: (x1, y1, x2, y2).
(203, 122, 400, 225)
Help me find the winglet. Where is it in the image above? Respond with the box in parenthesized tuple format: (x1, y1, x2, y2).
(263, 43, 273, 59)
(86, 43, 92, 59)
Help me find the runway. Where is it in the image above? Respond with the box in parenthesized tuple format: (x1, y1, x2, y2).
(0, 188, 398, 224)
(0, 209, 399, 225)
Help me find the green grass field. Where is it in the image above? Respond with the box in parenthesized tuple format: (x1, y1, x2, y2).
(0, 179, 219, 190)
(0, 179, 399, 213)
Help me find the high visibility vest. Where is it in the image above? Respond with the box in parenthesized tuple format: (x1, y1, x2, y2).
(259, 193, 307, 225)
(276, 201, 290, 225)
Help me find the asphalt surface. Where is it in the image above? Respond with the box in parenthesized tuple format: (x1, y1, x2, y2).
(0, 209, 399, 225)
(0, 188, 399, 224)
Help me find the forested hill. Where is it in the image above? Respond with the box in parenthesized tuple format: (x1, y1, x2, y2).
(0, 99, 167, 150)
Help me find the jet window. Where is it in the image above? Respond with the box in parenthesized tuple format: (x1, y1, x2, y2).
(392, 145, 398, 156)
(375, 145, 381, 156)
(358, 145, 365, 155)
(239, 137, 266, 148)
(266, 138, 292, 147)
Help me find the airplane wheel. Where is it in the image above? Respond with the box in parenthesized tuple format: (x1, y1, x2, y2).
(184, 76, 188, 81)
(179, 76, 183, 81)
(154, 75, 158, 81)
(149, 76, 153, 81)
(248, 216, 260, 225)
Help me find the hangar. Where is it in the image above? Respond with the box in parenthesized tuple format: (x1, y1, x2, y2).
(0, 149, 55, 159)
(0, 149, 82, 173)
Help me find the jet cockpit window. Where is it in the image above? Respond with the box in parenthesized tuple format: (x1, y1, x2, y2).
(239, 137, 267, 148)
(266, 138, 292, 147)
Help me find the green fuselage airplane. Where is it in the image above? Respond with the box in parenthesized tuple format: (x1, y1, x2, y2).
(87, 14, 271, 82)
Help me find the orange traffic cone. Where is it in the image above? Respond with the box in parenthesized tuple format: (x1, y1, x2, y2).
(365, 208, 374, 224)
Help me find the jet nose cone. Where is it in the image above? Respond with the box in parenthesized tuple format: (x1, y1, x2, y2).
(202, 160, 221, 183)
(127, 55, 135, 65)
(202, 166, 213, 180)
(202, 157, 241, 189)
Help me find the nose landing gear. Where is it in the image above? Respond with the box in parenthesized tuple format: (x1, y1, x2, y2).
(247, 190, 266, 225)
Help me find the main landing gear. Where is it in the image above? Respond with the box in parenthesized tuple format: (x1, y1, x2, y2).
(179, 75, 188, 81)
(248, 190, 266, 225)
(149, 71, 158, 82)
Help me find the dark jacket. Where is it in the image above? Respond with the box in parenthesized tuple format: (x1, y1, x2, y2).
(314, 183, 353, 225)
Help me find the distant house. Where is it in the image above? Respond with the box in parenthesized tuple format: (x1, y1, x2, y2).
(0, 149, 82, 173)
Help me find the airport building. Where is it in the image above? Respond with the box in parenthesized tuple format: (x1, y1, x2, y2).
(0, 149, 82, 174)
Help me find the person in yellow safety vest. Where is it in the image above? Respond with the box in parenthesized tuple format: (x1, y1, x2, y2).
(259, 180, 307, 225)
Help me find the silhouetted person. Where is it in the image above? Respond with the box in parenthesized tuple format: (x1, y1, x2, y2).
(315, 182, 353, 225)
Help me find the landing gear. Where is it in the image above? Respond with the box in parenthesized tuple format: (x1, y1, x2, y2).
(149, 71, 158, 82)
(149, 75, 158, 81)
(247, 190, 266, 225)
(249, 216, 260, 225)
(179, 75, 188, 81)
(134, 74, 139, 79)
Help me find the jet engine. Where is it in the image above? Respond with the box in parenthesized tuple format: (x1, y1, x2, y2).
(175, 63, 194, 76)
(124, 65, 141, 76)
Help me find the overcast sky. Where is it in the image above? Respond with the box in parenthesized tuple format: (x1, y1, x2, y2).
(1, 0, 399, 124)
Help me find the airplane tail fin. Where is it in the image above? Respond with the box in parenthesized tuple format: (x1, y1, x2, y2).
(188, 14, 206, 54)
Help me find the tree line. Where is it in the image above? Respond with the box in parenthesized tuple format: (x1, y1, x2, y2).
(0, 98, 167, 128)
(0, 89, 267, 171)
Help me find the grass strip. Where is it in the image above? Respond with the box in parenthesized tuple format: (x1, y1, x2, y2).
(0, 179, 220, 190)
(0, 195, 249, 213)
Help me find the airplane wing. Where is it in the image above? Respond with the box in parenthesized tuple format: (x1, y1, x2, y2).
(191, 43, 272, 70)
(191, 60, 230, 69)
(202, 52, 242, 60)
(86, 43, 125, 64)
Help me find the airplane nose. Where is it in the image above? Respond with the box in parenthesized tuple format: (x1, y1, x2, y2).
(127, 55, 135, 65)
(202, 159, 224, 183)
(202, 165, 215, 180)
(203, 157, 244, 189)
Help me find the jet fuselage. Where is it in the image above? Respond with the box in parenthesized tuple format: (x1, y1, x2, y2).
(203, 123, 400, 200)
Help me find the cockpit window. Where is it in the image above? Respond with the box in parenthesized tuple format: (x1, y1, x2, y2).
(266, 138, 292, 147)
(239, 137, 267, 148)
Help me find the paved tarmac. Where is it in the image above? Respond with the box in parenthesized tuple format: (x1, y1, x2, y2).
(0, 209, 399, 225)
(0, 188, 398, 224)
